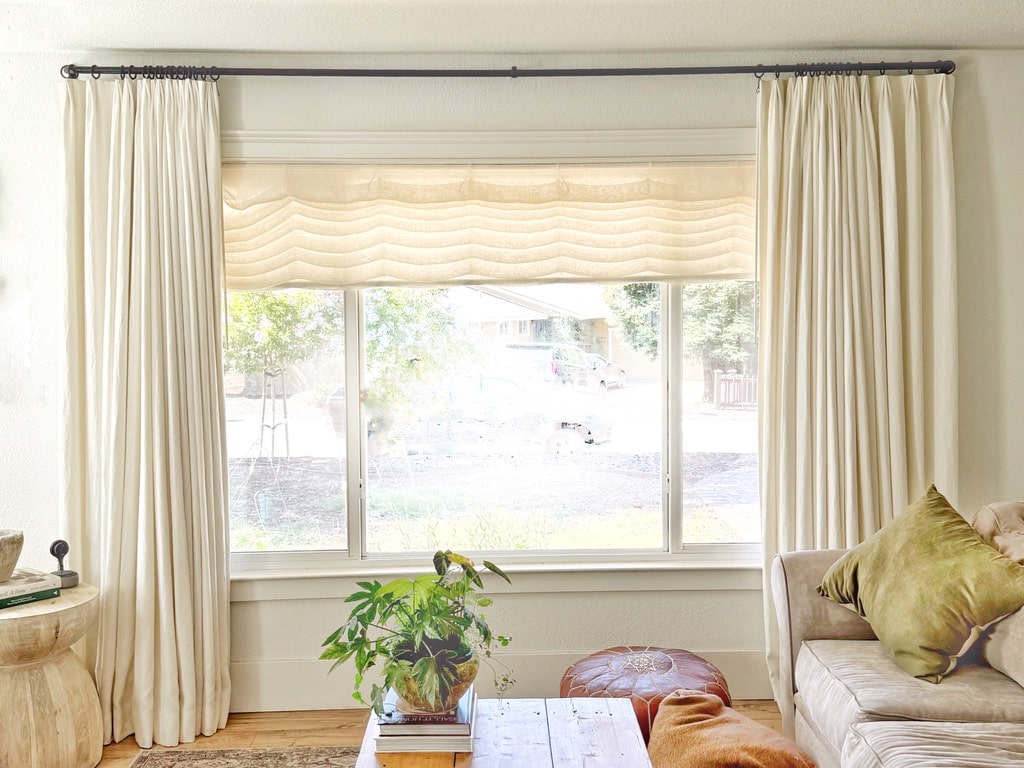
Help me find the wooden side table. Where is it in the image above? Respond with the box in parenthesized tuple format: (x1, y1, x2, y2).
(0, 584, 103, 768)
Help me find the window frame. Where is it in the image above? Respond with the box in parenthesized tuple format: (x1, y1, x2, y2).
(223, 128, 760, 576)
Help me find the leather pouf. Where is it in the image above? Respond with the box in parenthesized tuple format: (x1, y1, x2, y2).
(559, 646, 732, 743)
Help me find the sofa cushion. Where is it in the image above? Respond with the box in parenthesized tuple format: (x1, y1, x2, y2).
(986, 607, 1024, 689)
(817, 485, 1024, 681)
(842, 721, 1024, 768)
(794, 639, 1024, 755)
(972, 500, 1024, 563)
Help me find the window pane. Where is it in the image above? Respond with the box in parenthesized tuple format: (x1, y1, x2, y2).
(224, 290, 346, 552)
(363, 285, 663, 553)
(679, 280, 759, 543)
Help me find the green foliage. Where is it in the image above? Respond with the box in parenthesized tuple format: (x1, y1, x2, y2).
(224, 290, 343, 375)
(603, 283, 661, 359)
(604, 281, 757, 399)
(320, 550, 513, 714)
(363, 288, 471, 438)
(681, 281, 757, 399)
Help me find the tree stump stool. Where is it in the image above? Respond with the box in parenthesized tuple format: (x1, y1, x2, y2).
(559, 645, 731, 743)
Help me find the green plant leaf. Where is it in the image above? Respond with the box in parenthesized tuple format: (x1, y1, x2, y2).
(321, 550, 513, 711)
(322, 628, 342, 645)
(432, 550, 449, 576)
(482, 560, 512, 584)
(447, 552, 475, 569)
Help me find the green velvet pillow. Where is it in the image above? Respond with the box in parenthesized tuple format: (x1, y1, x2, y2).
(817, 485, 1024, 682)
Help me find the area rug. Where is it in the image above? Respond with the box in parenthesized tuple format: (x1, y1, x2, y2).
(129, 746, 360, 767)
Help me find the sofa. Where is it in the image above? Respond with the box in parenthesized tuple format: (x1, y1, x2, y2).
(771, 496, 1024, 768)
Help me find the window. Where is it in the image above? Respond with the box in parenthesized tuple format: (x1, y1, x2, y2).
(221, 152, 757, 562)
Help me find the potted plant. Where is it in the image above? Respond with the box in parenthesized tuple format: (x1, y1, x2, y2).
(320, 550, 513, 715)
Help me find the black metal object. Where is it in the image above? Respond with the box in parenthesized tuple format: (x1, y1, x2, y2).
(60, 60, 956, 82)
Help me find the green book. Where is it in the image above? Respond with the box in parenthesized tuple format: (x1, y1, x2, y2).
(0, 587, 61, 611)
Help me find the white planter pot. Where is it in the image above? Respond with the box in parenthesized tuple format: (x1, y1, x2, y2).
(0, 530, 24, 582)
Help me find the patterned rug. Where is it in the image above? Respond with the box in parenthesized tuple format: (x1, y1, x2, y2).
(129, 746, 361, 767)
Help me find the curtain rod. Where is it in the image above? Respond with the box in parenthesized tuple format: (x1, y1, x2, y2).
(61, 59, 955, 81)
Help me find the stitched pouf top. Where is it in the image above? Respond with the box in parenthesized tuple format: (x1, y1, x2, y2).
(559, 646, 732, 743)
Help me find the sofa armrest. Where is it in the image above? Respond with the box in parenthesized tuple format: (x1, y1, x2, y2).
(771, 549, 876, 737)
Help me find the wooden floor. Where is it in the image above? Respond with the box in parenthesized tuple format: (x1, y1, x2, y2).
(97, 700, 782, 767)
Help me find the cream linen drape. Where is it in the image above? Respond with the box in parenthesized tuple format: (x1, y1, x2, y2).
(63, 79, 231, 748)
(757, 75, 957, 716)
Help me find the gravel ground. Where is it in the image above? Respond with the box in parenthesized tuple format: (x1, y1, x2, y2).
(228, 450, 757, 549)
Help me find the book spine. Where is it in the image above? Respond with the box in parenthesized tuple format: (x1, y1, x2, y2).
(0, 575, 62, 599)
(0, 588, 61, 610)
(374, 736, 473, 753)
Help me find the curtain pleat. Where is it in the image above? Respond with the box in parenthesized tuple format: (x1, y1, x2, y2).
(757, 74, 957, 731)
(221, 161, 755, 289)
(62, 78, 231, 748)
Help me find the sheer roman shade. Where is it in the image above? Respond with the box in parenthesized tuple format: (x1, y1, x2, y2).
(222, 161, 754, 290)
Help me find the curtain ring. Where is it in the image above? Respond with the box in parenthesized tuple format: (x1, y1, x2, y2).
(209, 66, 220, 82)
(90, 65, 100, 80)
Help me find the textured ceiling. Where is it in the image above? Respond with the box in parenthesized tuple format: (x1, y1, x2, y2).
(4, 0, 1023, 55)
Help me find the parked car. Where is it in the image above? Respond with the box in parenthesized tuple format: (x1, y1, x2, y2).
(584, 353, 626, 389)
(497, 342, 591, 387)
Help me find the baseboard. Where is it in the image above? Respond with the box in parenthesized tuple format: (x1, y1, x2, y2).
(229, 649, 771, 712)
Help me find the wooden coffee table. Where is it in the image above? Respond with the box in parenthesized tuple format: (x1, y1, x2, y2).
(355, 697, 652, 767)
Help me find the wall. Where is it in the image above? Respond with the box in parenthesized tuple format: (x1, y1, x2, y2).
(1, 45, 1022, 711)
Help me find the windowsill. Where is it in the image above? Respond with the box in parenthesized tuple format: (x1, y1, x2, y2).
(229, 550, 764, 603)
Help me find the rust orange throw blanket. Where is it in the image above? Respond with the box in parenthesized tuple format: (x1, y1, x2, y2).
(647, 691, 816, 768)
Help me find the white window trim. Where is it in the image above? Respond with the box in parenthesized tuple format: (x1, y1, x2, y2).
(224, 127, 760, 578)
(220, 127, 755, 164)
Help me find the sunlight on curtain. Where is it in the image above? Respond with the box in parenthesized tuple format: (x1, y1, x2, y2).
(756, 74, 957, 734)
(63, 78, 231, 748)
(221, 161, 755, 289)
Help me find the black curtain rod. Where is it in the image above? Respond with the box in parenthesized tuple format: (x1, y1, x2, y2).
(61, 59, 955, 81)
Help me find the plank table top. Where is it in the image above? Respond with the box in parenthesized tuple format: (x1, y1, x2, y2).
(355, 697, 652, 768)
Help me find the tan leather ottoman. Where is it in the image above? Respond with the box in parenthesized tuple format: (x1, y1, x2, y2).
(559, 645, 731, 743)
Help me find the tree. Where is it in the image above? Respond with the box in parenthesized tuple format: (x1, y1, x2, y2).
(224, 287, 468, 454)
(362, 288, 471, 449)
(680, 281, 757, 400)
(602, 283, 660, 360)
(604, 281, 757, 400)
(224, 290, 343, 379)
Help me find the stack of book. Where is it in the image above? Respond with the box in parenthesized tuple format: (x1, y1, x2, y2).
(374, 685, 477, 753)
(0, 567, 61, 611)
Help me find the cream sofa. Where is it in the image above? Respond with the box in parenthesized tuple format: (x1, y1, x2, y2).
(771, 546, 1024, 768)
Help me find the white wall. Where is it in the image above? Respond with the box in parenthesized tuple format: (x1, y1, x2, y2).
(2, 45, 1023, 711)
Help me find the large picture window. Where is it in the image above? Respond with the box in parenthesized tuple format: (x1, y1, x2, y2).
(221, 155, 757, 562)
